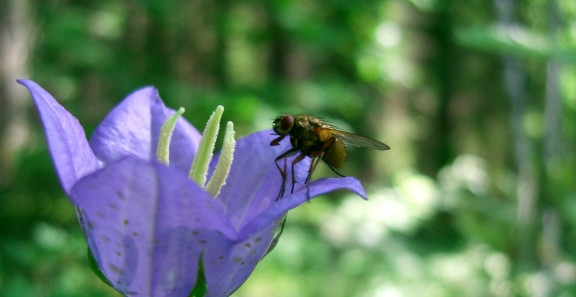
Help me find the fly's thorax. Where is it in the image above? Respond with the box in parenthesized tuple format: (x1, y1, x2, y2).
(289, 116, 330, 155)
(292, 117, 318, 141)
(292, 115, 329, 139)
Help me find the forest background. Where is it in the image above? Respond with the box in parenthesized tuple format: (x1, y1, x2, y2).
(1, 0, 575, 296)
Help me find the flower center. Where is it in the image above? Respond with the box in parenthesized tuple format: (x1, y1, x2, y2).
(156, 105, 236, 197)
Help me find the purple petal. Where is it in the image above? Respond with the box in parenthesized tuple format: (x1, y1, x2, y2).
(216, 130, 312, 229)
(239, 176, 366, 239)
(18, 79, 99, 194)
(89, 88, 201, 173)
(70, 157, 235, 297)
(205, 175, 366, 295)
(203, 222, 280, 297)
(89, 86, 158, 162)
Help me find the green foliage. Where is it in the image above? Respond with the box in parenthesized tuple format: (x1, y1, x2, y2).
(88, 247, 114, 290)
(189, 254, 207, 297)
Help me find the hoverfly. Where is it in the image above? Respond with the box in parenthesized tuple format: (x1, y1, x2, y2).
(270, 114, 390, 200)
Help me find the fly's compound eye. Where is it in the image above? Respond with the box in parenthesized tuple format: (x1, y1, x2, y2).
(274, 115, 294, 135)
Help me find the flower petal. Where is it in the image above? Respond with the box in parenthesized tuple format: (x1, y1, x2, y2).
(239, 176, 367, 239)
(18, 79, 99, 194)
(89, 87, 201, 173)
(203, 221, 280, 297)
(206, 177, 366, 296)
(215, 130, 312, 229)
(70, 157, 235, 297)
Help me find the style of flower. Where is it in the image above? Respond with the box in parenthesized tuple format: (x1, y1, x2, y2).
(19, 79, 367, 297)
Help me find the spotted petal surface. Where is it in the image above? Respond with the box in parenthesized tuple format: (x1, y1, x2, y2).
(71, 157, 235, 296)
(21, 79, 369, 297)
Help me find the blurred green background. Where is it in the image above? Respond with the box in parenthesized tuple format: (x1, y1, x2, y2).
(1, 0, 575, 296)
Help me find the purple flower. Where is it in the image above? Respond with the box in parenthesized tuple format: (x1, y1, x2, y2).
(19, 79, 367, 297)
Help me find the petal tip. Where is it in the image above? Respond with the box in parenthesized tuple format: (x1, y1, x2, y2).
(16, 79, 36, 87)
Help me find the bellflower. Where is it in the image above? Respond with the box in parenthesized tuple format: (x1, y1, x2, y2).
(18, 79, 367, 297)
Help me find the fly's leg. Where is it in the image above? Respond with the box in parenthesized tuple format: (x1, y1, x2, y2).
(305, 154, 323, 184)
(274, 147, 298, 200)
(290, 154, 306, 193)
(278, 158, 287, 200)
(325, 163, 345, 177)
(274, 157, 288, 201)
(301, 137, 336, 201)
(303, 137, 335, 185)
(270, 135, 285, 146)
(304, 155, 321, 201)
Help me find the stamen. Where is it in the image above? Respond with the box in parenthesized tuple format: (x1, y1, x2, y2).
(157, 107, 185, 165)
(206, 121, 236, 197)
(189, 105, 224, 187)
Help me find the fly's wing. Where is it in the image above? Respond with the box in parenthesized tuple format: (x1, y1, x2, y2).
(332, 130, 390, 150)
(323, 136, 346, 168)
